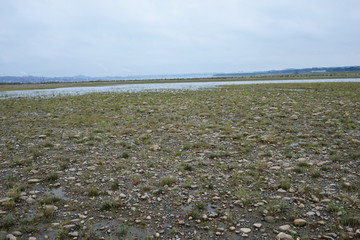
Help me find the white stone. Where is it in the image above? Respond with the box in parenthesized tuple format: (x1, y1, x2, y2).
(240, 228, 251, 234)
(253, 223, 262, 228)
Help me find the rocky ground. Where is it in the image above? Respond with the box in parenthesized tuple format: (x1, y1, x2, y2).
(0, 82, 359, 240)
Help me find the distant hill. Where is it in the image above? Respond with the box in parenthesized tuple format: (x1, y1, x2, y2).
(0, 73, 213, 84)
(214, 66, 360, 77)
(1, 66, 359, 83)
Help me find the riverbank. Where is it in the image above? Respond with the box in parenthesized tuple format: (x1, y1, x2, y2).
(1, 71, 359, 92)
(0, 82, 359, 239)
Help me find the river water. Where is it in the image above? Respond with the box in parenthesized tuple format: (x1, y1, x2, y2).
(1, 78, 359, 99)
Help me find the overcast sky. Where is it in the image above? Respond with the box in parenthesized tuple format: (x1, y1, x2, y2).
(0, 0, 359, 77)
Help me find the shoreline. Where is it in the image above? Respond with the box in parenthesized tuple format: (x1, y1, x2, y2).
(1, 72, 360, 91)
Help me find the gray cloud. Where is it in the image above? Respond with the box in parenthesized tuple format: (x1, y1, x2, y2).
(0, 0, 359, 76)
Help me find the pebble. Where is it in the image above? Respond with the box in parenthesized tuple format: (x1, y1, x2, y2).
(6, 234, 16, 240)
(28, 238, 37, 240)
(276, 232, 294, 240)
(26, 197, 36, 204)
(63, 224, 76, 230)
(265, 216, 275, 223)
(270, 166, 281, 170)
(253, 223, 262, 228)
(68, 231, 78, 237)
(306, 211, 315, 216)
(294, 219, 307, 226)
(28, 179, 41, 183)
(229, 226, 236, 231)
(240, 228, 251, 234)
(12, 232, 22, 236)
(290, 114, 298, 120)
(279, 225, 290, 231)
(355, 229, 360, 237)
(45, 205, 58, 211)
(0, 197, 12, 204)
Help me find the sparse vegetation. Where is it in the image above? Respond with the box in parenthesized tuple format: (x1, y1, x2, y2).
(0, 82, 359, 238)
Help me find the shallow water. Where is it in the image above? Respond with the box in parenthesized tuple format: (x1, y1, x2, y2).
(1, 78, 359, 99)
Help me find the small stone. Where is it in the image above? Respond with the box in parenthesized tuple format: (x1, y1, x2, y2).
(28, 238, 36, 240)
(28, 179, 41, 184)
(265, 216, 275, 223)
(306, 211, 315, 216)
(0, 197, 12, 204)
(209, 211, 218, 218)
(6, 234, 16, 240)
(276, 232, 294, 240)
(119, 193, 126, 198)
(229, 226, 236, 231)
(294, 219, 307, 226)
(68, 231, 78, 237)
(311, 196, 320, 203)
(216, 232, 221, 236)
(240, 228, 251, 234)
(178, 220, 185, 225)
(45, 205, 58, 211)
(279, 225, 291, 231)
(290, 114, 298, 120)
(151, 145, 160, 151)
(155, 232, 160, 238)
(63, 224, 76, 230)
(29, 169, 39, 174)
(12, 232, 22, 236)
(253, 223, 262, 228)
(355, 229, 360, 237)
(26, 197, 36, 204)
(270, 166, 281, 170)
(212, 196, 221, 201)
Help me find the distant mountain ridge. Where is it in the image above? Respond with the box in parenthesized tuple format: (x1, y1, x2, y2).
(0, 66, 359, 83)
(214, 66, 360, 77)
(0, 73, 214, 84)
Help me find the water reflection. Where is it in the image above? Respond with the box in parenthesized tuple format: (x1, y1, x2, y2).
(1, 78, 359, 99)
